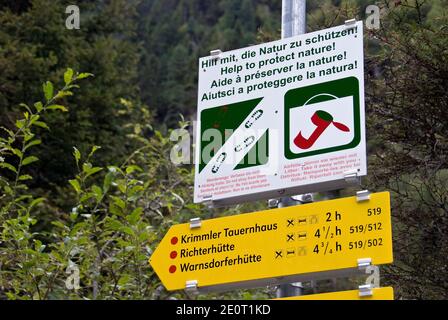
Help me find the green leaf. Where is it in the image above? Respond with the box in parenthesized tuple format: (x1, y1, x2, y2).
(109, 203, 123, 216)
(12, 148, 23, 159)
(116, 179, 127, 194)
(88, 145, 101, 159)
(24, 132, 35, 142)
(34, 102, 43, 112)
(73, 147, 81, 165)
(118, 274, 130, 287)
(19, 103, 32, 114)
(103, 171, 114, 192)
(54, 91, 73, 100)
(34, 239, 45, 252)
(77, 72, 94, 80)
(106, 218, 123, 231)
(70, 208, 79, 222)
(24, 139, 41, 152)
(29, 114, 40, 126)
(5, 293, 16, 300)
(69, 179, 81, 193)
(22, 156, 39, 166)
(125, 165, 143, 175)
(85, 167, 102, 179)
(43, 81, 54, 101)
(82, 162, 92, 172)
(64, 68, 74, 85)
(111, 196, 126, 210)
(15, 195, 33, 203)
(80, 193, 95, 203)
(0, 163, 18, 173)
(0, 126, 14, 137)
(29, 197, 45, 209)
(128, 185, 144, 198)
(120, 226, 134, 236)
(138, 232, 151, 242)
(47, 105, 68, 112)
(51, 251, 66, 264)
(127, 207, 143, 225)
(15, 119, 26, 129)
(107, 166, 124, 175)
(3, 185, 13, 195)
(107, 218, 123, 231)
(19, 175, 33, 181)
(91, 185, 103, 202)
(34, 121, 50, 130)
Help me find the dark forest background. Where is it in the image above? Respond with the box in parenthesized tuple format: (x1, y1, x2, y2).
(0, 0, 447, 299)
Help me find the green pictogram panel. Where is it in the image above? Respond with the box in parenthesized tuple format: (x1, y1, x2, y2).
(199, 97, 262, 173)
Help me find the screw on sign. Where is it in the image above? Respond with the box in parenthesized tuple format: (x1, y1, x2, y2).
(294, 110, 350, 149)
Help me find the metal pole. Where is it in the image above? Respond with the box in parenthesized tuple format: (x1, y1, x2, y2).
(281, 0, 306, 38)
(277, 0, 307, 299)
(275, 197, 307, 298)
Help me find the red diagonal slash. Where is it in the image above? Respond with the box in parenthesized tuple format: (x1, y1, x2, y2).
(294, 110, 350, 150)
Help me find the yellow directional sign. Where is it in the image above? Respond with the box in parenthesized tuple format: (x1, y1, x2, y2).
(149, 192, 393, 291)
(276, 287, 394, 300)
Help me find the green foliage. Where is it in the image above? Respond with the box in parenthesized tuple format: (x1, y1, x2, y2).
(0, 69, 93, 299)
(0, 70, 178, 299)
(0, 69, 272, 300)
(137, 0, 281, 125)
(0, 0, 141, 187)
(365, 1, 448, 299)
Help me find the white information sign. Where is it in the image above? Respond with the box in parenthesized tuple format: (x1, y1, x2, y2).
(194, 22, 366, 205)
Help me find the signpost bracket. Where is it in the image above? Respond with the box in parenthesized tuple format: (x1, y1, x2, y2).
(268, 199, 279, 209)
(345, 18, 357, 28)
(358, 284, 373, 297)
(301, 193, 313, 203)
(344, 170, 360, 184)
(205, 201, 216, 209)
(190, 217, 202, 229)
(357, 257, 372, 270)
(202, 196, 216, 209)
(185, 280, 199, 295)
(291, 194, 314, 203)
(210, 49, 222, 60)
(356, 190, 371, 202)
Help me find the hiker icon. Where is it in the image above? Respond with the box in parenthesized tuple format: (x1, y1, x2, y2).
(294, 110, 350, 149)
